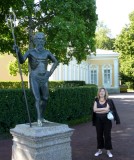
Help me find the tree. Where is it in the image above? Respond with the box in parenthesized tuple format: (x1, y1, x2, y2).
(114, 11, 134, 87)
(0, 0, 98, 75)
(95, 21, 115, 50)
(0, 0, 18, 53)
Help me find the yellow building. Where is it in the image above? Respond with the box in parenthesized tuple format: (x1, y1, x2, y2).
(0, 49, 119, 93)
(0, 54, 28, 81)
(50, 49, 120, 93)
(87, 49, 119, 93)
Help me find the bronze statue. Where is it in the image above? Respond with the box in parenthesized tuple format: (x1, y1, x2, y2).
(14, 32, 58, 126)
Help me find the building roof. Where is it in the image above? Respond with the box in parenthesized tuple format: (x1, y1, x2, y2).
(96, 49, 119, 55)
(88, 49, 119, 59)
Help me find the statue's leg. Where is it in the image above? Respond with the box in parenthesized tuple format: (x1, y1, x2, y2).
(40, 82, 49, 122)
(30, 78, 42, 126)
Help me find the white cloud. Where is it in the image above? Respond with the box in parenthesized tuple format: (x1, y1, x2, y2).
(96, 0, 134, 37)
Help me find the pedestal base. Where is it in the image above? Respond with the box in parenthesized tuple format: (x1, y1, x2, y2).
(10, 122, 74, 160)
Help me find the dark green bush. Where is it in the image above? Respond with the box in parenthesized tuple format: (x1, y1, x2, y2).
(0, 89, 35, 133)
(0, 81, 85, 89)
(0, 84, 97, 133)
(49, 80, 85, 89)
(0, 81, 28, 89)
(47, 85, 97, 123)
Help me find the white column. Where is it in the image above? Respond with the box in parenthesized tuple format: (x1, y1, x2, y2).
(73, 64, 75, 80)
(85, 64, 88, 84)
(58, 63, 62, 80)
(69, 62, 72, 80)
(78, 65, 80, 80)
(87, 64, 90, 84)
(79, 64, 82, 80)
(64, 65, 67, 80)
(97, 65, 99, 86)
(76, 65, 79, 80)
(114, 58, 119, 87)
(67, 65, 69, 81)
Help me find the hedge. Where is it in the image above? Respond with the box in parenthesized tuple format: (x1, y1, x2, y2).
(0, 81, 85, 89)
(0, 84, 97, 133)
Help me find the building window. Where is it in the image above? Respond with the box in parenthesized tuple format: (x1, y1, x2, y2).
(91, 70, 97, 84)
(90, 65, 98, 85)
(104, 69, 110, 84)
(102, 65, 112, 87)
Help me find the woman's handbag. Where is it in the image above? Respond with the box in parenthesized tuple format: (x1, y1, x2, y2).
(107, 111, 114, 120)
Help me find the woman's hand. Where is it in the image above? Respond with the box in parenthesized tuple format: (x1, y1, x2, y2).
(93, 101, 110, 113)
(105, 104, 110, 113)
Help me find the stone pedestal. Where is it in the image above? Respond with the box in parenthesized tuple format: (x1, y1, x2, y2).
(10, 122, 74, 160)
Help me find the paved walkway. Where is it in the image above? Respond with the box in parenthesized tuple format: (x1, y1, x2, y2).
(1, 93, 134, 160)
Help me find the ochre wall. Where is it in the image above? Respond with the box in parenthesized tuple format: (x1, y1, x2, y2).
(87, 58, 116, 87)
(0, 54, 28, 81)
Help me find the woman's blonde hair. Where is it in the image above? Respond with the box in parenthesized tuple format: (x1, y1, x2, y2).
(97, 87, 108, 100)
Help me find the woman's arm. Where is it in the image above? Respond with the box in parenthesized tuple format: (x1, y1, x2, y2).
(93, 101, 110, 113)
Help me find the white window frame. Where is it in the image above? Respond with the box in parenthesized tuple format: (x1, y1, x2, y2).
(90, 65, 98, 85)
(102, 64, 112, 87)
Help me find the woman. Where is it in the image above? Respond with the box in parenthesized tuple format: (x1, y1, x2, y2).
(92, 88, 120, 158)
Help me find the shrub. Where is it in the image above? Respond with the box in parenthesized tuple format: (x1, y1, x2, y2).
(0, 84, 97, 133)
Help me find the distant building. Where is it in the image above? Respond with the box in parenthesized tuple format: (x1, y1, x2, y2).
(0, 49, 120, 93)
(49, 49, 120, 93)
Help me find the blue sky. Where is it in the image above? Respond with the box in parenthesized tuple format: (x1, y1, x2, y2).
(96, 0, 134, 37)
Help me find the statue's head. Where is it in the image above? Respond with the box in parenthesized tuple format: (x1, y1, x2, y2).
(33, 32, 46, 49)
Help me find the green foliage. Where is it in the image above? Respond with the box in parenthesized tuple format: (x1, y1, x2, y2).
(49, 81, 85, 89)
(114, 11, 134, 84)
(0, 81, 28, 89)
(0, 84, 97, 133)
(0, 0, 23, 54)
(9, 59, 29, 76)
(0, 80, 85, 89)
(0, 89, 35, 133)
(95, 21, 115, 50)
(0, 0, 97, 65)
(125, 82, 134, 90)
(120, 85, 128, 93)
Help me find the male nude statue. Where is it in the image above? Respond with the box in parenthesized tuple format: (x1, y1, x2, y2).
(14, 32, 58, 127)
